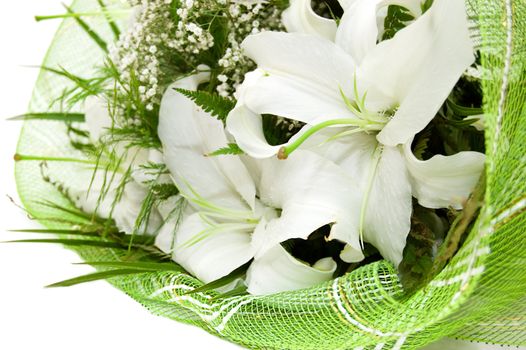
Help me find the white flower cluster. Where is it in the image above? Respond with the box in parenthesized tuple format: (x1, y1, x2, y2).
(216, 1, 283, 97)
(110, 0, 283, 109)
(110, 0, 177, 111)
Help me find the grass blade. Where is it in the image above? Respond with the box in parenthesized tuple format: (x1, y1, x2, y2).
(8, 112, 85, 122)
(63, 4, 108, 53)
(185, 261, 251, 295)
(76, 261, 184, 272)
(46, 269, 149, 288)
(9, 229, 100, 237)
(96, 0, 121, 38)
(4, 239, 125, 249)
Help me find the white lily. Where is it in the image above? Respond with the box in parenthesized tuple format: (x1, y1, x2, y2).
(155, 71, 363, 294)
(227, 0, 485, 265)
(72, 95, 164, 235)
(283, 0, 423, 63)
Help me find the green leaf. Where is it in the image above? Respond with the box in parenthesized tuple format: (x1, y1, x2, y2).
(185, 261, 252, 295)
(96, 0, 121, 39)
(63, 4, 108, 52)
(4, 239, 125, 250)
(446, 99, 484, 116)
(75, 261, 184, 272)
(175, 88, 236, 123)
(211, 285, 248, 301)
(9, 229, 100, 237)
(382, 5, 415, 41)
(206, 143, 244, 157)
(46, 269, 150, 288)
(8, 113, 85, 122)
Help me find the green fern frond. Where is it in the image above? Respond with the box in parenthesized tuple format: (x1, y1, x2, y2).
(206, 143, 243, 157)
(175, 88, 236, 123)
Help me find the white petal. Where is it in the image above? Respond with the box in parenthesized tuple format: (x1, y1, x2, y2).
(338, 0, 356, 9)
(226, 105, 283, 159)
(71, 167, 119, 219)
(243, 69, 355, 125)
(246, 245, 337, 295)
(157, 212, 254, 283)
(84, 95, 112, 142)
(282, 0, 337, 40)
(336, 0, 422, 64)
(252, 150, 362, 259)
(112, 180, 163, 235)
(363, 146, 412, 266)
(159, 71, 256, 211)
(358, 0, 475, 146)
(72, 168, 162, 235)
(403, 142, 485, 210)
(242, 32, 356, 97)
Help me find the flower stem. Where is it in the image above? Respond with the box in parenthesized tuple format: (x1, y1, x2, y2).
(14, 154, 96, 165)
(277, 118, 368, 160)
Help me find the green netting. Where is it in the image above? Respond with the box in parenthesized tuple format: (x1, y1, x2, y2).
(15, 0, 526, 349)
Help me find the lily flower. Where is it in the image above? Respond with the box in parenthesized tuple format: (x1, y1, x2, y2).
(71, 95, 164, 235)
(155, 71, 363, 295)
(227, 0, 485, 265)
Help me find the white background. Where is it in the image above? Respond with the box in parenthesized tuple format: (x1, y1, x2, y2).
(0, 2, 521, 350)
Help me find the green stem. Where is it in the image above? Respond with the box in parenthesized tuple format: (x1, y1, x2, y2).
(278, 118, 370, 159)
(14, 154, 96, 165)
(35, 10, 130, 22)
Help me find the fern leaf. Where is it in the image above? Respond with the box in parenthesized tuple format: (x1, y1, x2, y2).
(175, 88, 235, 123)
(206, 143, 244, 157)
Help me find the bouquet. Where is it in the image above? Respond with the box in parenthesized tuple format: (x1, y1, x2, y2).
(11, 0, 525, 349)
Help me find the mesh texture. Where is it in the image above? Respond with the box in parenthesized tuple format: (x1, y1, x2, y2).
(15, 0, 526, 349)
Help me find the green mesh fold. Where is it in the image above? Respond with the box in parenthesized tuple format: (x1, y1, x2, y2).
(15, 0, 526, 349)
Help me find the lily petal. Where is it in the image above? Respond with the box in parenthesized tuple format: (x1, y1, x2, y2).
(403, 142, 485, 210)
(243, 69, 355, 125)
(112, 180, 163, 236)
(252, 150, 362, 259)
(282, 0, 337, 40)
(159, 71, 256, 211)
(156, 212, 254, 283)
(363, 146, 412, 266)
(246, 245, 337, 295)
(242, 32, 356, 100)
(84, 95, 112, 142)
(336, 0, 422, 64)
(358, 0, 475, 146)
(227, 104, 284, 159)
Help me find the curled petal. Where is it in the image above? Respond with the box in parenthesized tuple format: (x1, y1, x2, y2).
(403, 142, 485, 210)
(282, 0, 337, 40)
(246, 245, 337, 295)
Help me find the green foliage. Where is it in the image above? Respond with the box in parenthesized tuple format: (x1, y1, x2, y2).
(8, 112, 85, 122)
(185, 261, 252, 296)
(175, 88, 236, 123)
(399, 205, 448, 293)
(96, 0, 121, 39)
(207, 143, 244, 157)
(382, 5, 415, 41)
(46, 269, 154, 288)
(63, 4, 108, 52)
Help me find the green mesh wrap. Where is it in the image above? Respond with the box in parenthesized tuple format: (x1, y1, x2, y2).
(15, 0, 525, 349)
